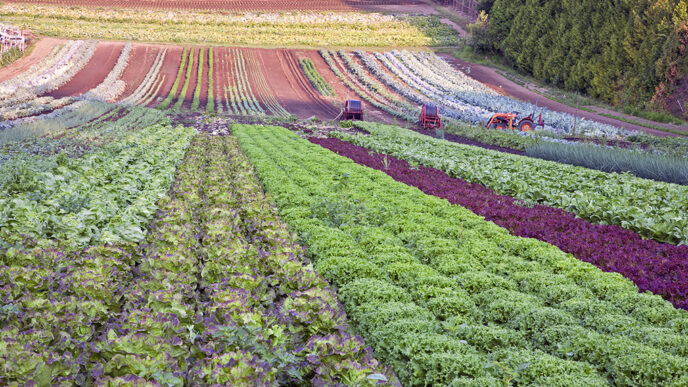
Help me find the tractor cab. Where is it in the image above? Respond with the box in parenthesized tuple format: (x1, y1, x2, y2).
(486, 112, 544, 132)
(419, 104, 442, 130)
(342, 99, 363, 120)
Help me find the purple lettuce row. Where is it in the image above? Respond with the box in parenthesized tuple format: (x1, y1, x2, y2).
(311, 137, 688, 310)
(0, 244, 137, 384)
(91, 140, 206, 384)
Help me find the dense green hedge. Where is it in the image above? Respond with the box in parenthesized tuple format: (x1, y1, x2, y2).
(481, 0, 688, 115)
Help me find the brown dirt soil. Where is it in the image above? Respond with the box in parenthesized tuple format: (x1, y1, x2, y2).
(214, 47, 228, 110)
(182, 47, 199, 110)
(440, 54, 685, 137)
(118, 44, 160, 100)
(198, 47, 210, 112)
(4, 0, 424, 11)
(309, 51, 394, 123)
(147, 45, 183, 107)
(215, 47, 230, 112)
(244, 48, 279, 115)
(0, 37, 60, 83)
(48, 41, 124, 98)
(257, 48, 340, 120)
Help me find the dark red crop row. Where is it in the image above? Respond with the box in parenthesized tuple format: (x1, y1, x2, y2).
(310, 137, 688, 310)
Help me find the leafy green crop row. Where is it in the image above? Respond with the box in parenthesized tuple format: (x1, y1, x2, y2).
(158, 46, 187, 110)
(299, 57, 335, 97)
(206, 47, 215, 114)
(337, 122, 688, 245)
(0, 133, 390, 385)
(0, 122, 195, 249)
(191, 47, 205, 112)
(526, 140, 688, 185)
(173, 47, 195, 112)
(234, 124, 688, 386)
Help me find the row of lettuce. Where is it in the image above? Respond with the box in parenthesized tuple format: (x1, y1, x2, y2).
(3, 111, 688, 385)
(0, 116, 390, 384)
(341, 122, 688, 246)
(312, 135, 688, 310)
(234, 124, 688, 386)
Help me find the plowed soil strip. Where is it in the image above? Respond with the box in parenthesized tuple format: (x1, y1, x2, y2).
(213, 47, 227, 113)
(245, 49, 286, 117)
(119, 44, 160, 100)
(258, 48, 337, 120)
(182, 47, 200, 110)
(0, 37, 59, 83)
(148, 45, 183, 107)
(48, 42, 123, 98)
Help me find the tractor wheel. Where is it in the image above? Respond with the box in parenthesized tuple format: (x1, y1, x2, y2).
(494, 123, 507, 130)
(519, 120, 534, 132)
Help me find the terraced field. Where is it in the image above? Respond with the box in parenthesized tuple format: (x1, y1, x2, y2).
(2, 2, 688, 386)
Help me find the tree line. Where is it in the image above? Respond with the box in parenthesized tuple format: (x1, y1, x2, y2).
(474, 0, 688, 117)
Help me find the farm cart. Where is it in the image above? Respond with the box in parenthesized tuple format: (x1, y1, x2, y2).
(419, 104, 442, 129)
(342, 99, 363, 120)
(486, 112, 544, 132)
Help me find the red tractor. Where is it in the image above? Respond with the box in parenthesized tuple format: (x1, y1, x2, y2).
(486, 112, 544, 132)
(342, 99, 363, 120)
(419, 104, 442, 130)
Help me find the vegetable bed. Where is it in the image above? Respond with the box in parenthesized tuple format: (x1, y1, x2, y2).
(234, 124, 688, 386)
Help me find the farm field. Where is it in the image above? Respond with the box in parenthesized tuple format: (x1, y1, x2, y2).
(0, 4, 458, 48)
(2, 0, 426, 11)
(2, 2, 688, 385)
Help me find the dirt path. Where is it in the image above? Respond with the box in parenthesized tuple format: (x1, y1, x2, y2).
(439, 18, 468, 37)
(439, 54, 684, 137)
(181, 47, 199, 110)
(0, 37, 61, 83)
(48, 42, 123, 98)
(148, 45, 182, 107)
(118, 44, 159, 100)
(197, 47, 210, 112)
(258, 48, 339, 120)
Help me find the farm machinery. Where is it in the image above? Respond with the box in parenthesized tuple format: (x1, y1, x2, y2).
(341, 99, 363, 120)
(419, 104, 442, 129)
(486, 112, 544, 132)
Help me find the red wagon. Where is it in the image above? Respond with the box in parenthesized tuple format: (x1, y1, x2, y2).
(419, 104, 442, 130)
(342, 99, 363, 120)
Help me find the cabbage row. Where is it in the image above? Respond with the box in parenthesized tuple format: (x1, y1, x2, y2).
(234, 124, 688, 386)
(0, 120, 195, 249)
(1, 134, 389, 385)
(337, 122, 688, 246)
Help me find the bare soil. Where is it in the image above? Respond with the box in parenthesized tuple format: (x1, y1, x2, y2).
(118, 44, 160, 100)
(147, 45, 183, 107)
(48, 41, 124, 98)
(182, 47, 199, 110)
(198, 47, 210, 112)
(257, 48, 340, 120)
(439, 54, 684, 137)
(0, 37, 58, 83)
